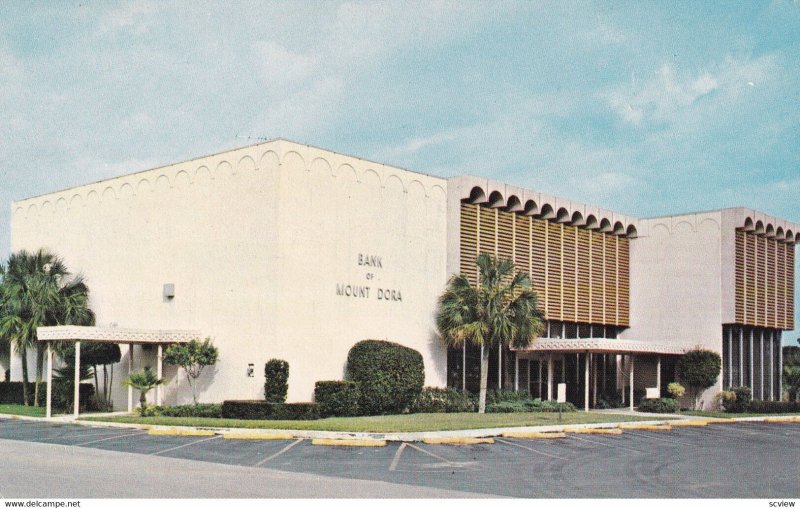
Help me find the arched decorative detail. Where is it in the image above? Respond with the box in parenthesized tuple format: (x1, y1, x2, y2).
(384, 174, 405, 194)
(102, 186, 117, 201)
(69, 194, 83, 208)
(539, 204, 555, 220)
(488, 191, 504, 208)
(523, 200, 538, 216)
(360, 169, 381, 188)
(309, 157, 333, 177)
(430, 184, 446, 203)
(766, 223, 776, 238)
(555, 207, 570, 223)
(214, 161, 231, 179)
(570, 211, 584, 226)
(466, 186, 486, 204)
(119, 183, 135, 198)
(173, 171, 191, 189)
(335, 163, 358, 182)
(27, 203, 38, 215)
(13, 207, 24, 219)
(585, 215, 599, 230)
(259, 150, 280, 172)
(195, 166, 211, 183)
(137, 179, 152, 194)
(786, 230, 794, 243)
(407, 179, 426, 199)
(612, 221, 626, 235)
(237, 155, 256, 174)
(154, 175, 171, 192)
(55, 198, 67, 211)
(598, 218, 612, 232)
(41, 201, 53, 214)
(776, 227, 785, 241)
(86, 190, 100, 205)
(505, 195, 522, 212)
(626, 224, 638, 238)
(282, 150, 306, 171)
(755, 220, 765, 235)
(743, 217, 754, 231)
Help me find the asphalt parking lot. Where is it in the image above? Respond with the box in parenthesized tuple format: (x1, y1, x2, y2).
(1, 418, 799, 498)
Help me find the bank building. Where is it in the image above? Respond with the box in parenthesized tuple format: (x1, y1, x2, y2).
(6, 139, 798, 412)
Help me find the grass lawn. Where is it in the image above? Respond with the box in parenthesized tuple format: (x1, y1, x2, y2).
(83, 411, 667, 432)
(681, 410, 800, 419)
(0, 404, 46, 417)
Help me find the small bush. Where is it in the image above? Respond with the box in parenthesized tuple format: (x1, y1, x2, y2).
(747, 400, 800, 414)
(723, 386, 752, 413)
(0, 381, 95, 410)
(221, 400, 320, 420)
(264, 359, 289, 403)
(667, 382, 685, 399)
(346, 340, 424, 415)
(637, 398, 679, 413)
(486, 399, 576, 413)
(595, 394, 624, 409)
(410, 387, 477, 413)
(314, 381, 360, 417)
(159, 404, 223, 418)
(487, 389, 531, 404)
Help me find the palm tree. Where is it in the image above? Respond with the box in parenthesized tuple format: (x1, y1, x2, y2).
(123, 367, 163, 412)
(0, 249, 94, 406)
(436, 253, 544, 413)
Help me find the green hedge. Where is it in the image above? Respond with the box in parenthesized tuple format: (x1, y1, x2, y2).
(723, 386, 752, 413)
(410, 387, 477, 413)
(0, 381, 95, 410)
(636, 398, 679, 413)
(486, 389, 531, 404)
(158, 404, 223, 418)
(747, 400, 800, 413)
(221, 400, 320, 420)
(346, 340, 424, 415)
(264, 359, 289, 403)
(486, 399, 576, 413)
(314, 381, 360, 417)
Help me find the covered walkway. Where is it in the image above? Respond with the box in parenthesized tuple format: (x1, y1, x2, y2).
(36, 325, 200, 418)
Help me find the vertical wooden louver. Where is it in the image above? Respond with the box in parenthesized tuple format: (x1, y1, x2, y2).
(459, 202, 630, 327)
(734, 227, 795, 330)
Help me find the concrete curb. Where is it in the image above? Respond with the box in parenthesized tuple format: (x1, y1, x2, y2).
(422, 437, 495, 445)
(5, 412, 798, 444)
(312, 438, 387, 447)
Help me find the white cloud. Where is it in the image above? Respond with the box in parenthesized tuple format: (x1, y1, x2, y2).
(252, 41, 318, 88)
(97, 1, 163, 35)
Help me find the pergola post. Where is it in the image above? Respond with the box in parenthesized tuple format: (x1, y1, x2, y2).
(621, 355, 625, 406)
(592, 353, 597, 407)
(73, 340, 81, 417)
(156, 344, 163, 406)
(629, 354, 635, 411)
(128, 343, 134, 412)
(46, 343, 53, 419)
(584, 352, 590, 412)
(514, 354, 519, 392)
(547, 355, 554, 401)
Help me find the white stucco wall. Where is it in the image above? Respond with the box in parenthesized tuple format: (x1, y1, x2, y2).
(624, 211, 724, 407)
(10, 139, 449, 405)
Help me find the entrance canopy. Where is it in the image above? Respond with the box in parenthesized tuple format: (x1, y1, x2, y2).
(512, 338, 688, 356)
(37, 325, 201, 418)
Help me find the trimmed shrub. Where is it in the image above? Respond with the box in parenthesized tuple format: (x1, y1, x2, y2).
(487, 389, 531, 404)
(222, 400, 320, 420)
(596, 394, 624, 409)
(723, 386, 752, 413)
(346, 340, 424, 415)
(676, 349, 721, 408)
(637, 397, 679, 413)
(747, 400, 800, 414)
(314, 381, 360, 417)
(486, 399, 576, 413)
(667, 382, 685, 399)
(0, 381, 94, 410)
(158, 404, 223, 418)
(410, 387, 477, 413)
(264, 359, 289, 403)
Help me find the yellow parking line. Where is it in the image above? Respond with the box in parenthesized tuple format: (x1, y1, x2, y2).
(311, 438, 387, 447)
(563, 427, 623, 435)
(223, 433, 295, 440)
(669, 420, 709, 427)
(148, 428, 216, 437)
(618, 424, 671, 431)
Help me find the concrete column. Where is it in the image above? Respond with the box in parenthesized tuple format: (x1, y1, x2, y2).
(584, 352, 590, 412)
(498, 346, 502, 390)
(128, 344, 134, 412)
(629, 355, 635, 411)
(46, 343, 53, 419)
(656, 356, 661, 395)
(621, 355, 625, 406)
(592, 353, 597, 407)
(547, 355, 554, 401)
(73, 340, 81, 417)
(156, 344, 163, 406)
(514, 354, 519, 392)
(462, 342, 466, 392)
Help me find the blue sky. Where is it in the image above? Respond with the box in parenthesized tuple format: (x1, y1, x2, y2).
(1, 1, 799, 340)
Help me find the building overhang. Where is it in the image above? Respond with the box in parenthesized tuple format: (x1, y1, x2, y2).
(36, 325, 200, 345)
(512, 338, 688, 355)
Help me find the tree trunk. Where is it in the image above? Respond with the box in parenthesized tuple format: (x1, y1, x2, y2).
(478, 345, 489, 413)
(108, 365, 114, 405)
(21, 348, 29, 406)
(34, 343, 44, 407)
(189, 376, 198, 405)
(140, 390, 147, 409)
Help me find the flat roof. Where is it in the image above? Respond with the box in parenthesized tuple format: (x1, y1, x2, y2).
(512, 338, 688, 355)
(37, 325, 200, 344)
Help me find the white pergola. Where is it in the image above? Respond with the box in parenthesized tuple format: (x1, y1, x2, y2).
(36, 325, 200, 418)
(512, 339, 689, 412)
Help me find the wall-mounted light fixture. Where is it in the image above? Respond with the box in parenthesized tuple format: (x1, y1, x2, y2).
(247, 364, 254, 378)
(163, 283, 175, 302)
